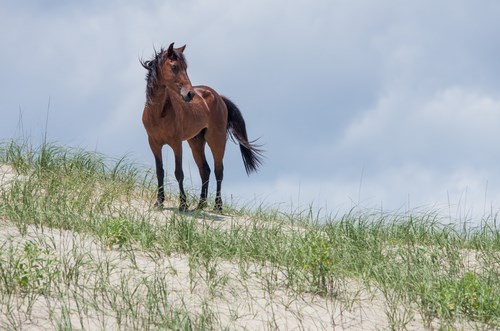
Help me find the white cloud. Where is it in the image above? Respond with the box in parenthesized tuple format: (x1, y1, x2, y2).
(2, 1, 500, 223)
(337, 86, 500, 169)
(288, 86, 500, 220)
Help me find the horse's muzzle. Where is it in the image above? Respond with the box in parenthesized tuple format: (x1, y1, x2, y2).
(181, 89, 195, 102)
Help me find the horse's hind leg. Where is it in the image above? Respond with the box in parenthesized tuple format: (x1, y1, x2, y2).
(206, 132, 226, 213)
(213, 160, 224, 213)
(188, 135, 210, 210)
(148, 138, 165, 208)
(171, 142, 188, 211)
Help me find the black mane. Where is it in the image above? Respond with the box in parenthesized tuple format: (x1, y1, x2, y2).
(140, 45, 188, 102)
(140, 47, 165, 101)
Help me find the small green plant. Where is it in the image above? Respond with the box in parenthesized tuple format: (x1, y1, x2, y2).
(100, 217, 136, 248)
(436, 272, 499, 324)
(0, 241, 60, 294)
(299, 230, 336, 294)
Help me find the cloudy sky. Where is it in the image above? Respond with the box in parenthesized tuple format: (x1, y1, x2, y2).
(1, 0, 500, 222)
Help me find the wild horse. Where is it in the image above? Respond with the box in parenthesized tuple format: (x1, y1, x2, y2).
(141, 43, 263, 212)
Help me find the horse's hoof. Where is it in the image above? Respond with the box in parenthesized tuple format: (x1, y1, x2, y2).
(153, 201, 164, 210)
(196, 200, 207, 210)
(179, 203, 189, 212)
(213, 204, 223, 214)
(213, 197, 223, 213)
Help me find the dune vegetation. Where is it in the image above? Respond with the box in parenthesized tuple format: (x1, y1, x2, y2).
(0, 140, 498, 330)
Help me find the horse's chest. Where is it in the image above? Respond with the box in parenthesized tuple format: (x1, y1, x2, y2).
(143, 113, 181, 142)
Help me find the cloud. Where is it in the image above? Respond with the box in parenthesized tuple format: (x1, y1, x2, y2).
(280, 86, 500, 219)
(336, 86, 500, 169)
(2, 1, 500, 221)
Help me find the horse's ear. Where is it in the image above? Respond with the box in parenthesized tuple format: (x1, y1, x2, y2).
(176, 45, 186, 54)
(167, 42, 177, 59)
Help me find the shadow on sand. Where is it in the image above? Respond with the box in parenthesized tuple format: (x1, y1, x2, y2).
(158, 206, 227, 222)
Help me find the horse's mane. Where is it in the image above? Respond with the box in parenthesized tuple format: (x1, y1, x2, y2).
(140, 47, 164, 101)
(140, 46, 188, 102)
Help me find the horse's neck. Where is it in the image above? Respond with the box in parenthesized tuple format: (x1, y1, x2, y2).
(148, 83, 166, 102)
(147, 87, 180, 117)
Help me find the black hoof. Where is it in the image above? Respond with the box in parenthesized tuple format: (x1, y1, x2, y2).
(213, 204, 223, 214)
(196, 200, 207, 210)
(213, 197, 223, 213)
(179, 203, 189, 212)
(154, 200, 164, 210)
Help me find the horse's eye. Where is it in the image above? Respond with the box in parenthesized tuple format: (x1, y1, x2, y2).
(171, 64, 178, 72)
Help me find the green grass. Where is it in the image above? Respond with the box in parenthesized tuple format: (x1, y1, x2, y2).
(0, 140, 498, 330)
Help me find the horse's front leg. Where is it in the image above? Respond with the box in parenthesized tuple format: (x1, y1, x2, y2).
(172, 142, 188, 211)
(149, 138, 165, 208)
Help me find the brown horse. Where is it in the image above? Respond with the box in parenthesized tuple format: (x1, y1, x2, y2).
(141, 43, 263, 212)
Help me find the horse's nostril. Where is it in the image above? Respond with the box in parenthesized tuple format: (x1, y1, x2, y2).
(182, 90, 195, 102)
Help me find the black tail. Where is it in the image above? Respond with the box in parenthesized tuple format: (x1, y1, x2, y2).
(223, 96, 264, 175)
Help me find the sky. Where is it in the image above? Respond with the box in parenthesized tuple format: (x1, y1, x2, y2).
(1, 0, 500, 223)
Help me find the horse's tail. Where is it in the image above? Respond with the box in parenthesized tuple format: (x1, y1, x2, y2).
(223, 96, 264, 175)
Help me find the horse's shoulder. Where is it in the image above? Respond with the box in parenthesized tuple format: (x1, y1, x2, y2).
(194, 86, 214, 99)
(194, 86, 220, 108)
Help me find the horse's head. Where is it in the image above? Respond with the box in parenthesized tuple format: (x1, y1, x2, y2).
(160, 43, 195, 102)
(141, 43, 195, 102)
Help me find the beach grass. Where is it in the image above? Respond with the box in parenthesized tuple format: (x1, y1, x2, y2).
(0, 140, 498, 330)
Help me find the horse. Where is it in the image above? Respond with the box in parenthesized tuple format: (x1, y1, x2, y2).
(140, 43, 263, 212)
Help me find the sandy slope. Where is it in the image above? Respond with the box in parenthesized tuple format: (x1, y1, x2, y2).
(0, 223, 409, 330)
(0, 165, 480, 330)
